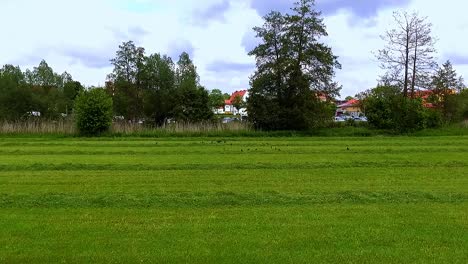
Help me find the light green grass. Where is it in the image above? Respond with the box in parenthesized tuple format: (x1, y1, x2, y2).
(0, 136, 467, 263)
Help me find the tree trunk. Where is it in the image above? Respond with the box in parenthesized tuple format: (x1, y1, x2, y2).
(403, 27, 410, 98)
(411, 30, 418, 99)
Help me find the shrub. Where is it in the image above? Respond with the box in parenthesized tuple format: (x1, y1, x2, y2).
(362, 85, 441, 132)
(74, 88, 113, 136)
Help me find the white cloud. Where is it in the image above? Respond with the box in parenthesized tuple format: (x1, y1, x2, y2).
(0, 0, 467, 96)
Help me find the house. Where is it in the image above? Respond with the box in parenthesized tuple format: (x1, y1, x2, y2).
(224, 90, 248, 115)
(413, 89, 457, 108)
(336, 99, 362, 117)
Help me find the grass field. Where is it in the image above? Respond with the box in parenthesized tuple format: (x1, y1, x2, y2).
(0, 136, 467, 263)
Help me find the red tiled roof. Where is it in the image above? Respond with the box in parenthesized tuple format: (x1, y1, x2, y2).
(338, 99, 360, 108)
(225, 90, 247, 105)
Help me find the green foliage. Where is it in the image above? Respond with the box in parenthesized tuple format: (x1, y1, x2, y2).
(248, 0, 341, 130)
(362, 85, 441, 132)
(0, 86, 36, 120)
(231, 94, 244, 113)
(0, 65, 35, 120)
(107, 43, 212, 125)
(209, 89, 225, 109)
(0, 62, 83, 121)
(432, 60, 465, 93)
(74, 88, 113, 135)
(443, 90, 468, 123)
(430, 61, 467, 123)
(108, 41, 146, 121)
(171, 53, 213, 122)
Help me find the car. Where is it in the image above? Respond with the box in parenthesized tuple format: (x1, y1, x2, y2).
(222, 117, 240, 124)
(334, 116, 346, 122)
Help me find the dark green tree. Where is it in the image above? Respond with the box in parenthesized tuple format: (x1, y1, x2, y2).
(109, 41, 146, 121)
(247, 0, 341, 130)
(0, 65, 35, 120)
(172, 52, 213, 122)
(142, 53, 176, 125)
(431, 61, 467, 122)
(63, 81, 84, 114)
(209, 89, 225, 109)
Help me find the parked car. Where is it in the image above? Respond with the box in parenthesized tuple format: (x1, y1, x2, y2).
(222, 117, 240, 124)
(334, 116, 346, 122)
(353, 116, 368, 122)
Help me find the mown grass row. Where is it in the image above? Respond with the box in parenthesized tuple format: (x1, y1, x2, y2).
(1, 191, 467, 209)
(0, 136, 467, 263)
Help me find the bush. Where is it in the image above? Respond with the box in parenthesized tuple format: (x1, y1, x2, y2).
(362, 85, 441, 132)
(74, 88, 113, 136)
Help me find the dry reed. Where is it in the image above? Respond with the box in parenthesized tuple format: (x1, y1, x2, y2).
(0, 120, 252, 135)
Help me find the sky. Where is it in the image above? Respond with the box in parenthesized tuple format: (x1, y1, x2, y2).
(1, 0, 467, 98)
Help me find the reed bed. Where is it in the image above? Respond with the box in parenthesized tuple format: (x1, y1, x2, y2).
(0, 119, 253, 136)
(0, 120, 76, 135)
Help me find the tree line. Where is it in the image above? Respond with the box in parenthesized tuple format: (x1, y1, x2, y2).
(0, 61, 83, 120)
(0, 42, 230, 125)
(105, 41, 214, 125)
(1, 0, 467, 134)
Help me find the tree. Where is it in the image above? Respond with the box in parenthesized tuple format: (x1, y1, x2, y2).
(172, 52, 213, 122)
(142, 53, 176, 125)
(109, 41, 146, 121)
(232, 94, 244, 114)
(209, 89, 225, 109)
(377, 11, 437, 97)
(0, 65, 25, 86)
(248, 0, 340, 130)
(431, 61, 466, 121)
(32, 60, 62, 88)
(345, 96, 354, 101)
(22, 60, 69, 118)
(0, 65, 35, 120)
(432, 60, 465, 93)
(63, 81, 84, 114)
(74, 88, 113, 135)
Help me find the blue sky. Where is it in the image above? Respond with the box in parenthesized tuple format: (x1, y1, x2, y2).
(1, 0, 467, 97)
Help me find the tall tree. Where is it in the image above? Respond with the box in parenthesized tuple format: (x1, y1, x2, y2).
(32, 60, 61, 88)
(431, 60, 466, 117)
(173, 52, 213, 122)
(248, 0, 340, 130)
(109, 41, 146, 121)
(377, 11, 437, 97)
(432, 60, 465, 92)
(142, 53, 176, 125)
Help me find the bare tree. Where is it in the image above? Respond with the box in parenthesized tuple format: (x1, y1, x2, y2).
(377, 11, 437, 98)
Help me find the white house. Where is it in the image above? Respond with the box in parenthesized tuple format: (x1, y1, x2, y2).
(224, 90, 249, 116)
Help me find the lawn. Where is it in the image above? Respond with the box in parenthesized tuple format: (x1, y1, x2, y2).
(0, 136, 467, 263)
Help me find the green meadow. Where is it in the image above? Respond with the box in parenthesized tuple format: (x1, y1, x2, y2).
(0, 136, 467, 263)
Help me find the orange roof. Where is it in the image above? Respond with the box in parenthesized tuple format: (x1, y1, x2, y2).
(338, 99, 360, 108)
(225, 90, 247, 105)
